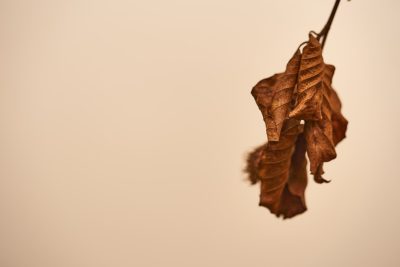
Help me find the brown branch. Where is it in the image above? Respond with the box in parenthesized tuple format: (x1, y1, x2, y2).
(317, 0, 350, 50)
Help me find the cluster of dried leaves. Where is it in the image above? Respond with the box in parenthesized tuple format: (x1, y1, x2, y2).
(246, 34, 348, 219)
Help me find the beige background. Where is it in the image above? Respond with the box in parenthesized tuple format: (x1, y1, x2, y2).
(1, 0, 400, 266)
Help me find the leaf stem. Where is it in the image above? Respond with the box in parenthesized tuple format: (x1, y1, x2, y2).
(317, 0, 348, 50)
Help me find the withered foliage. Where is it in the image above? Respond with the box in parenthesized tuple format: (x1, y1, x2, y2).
(246, 34, 348, 219)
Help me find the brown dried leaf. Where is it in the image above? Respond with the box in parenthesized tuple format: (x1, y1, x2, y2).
(287, 133, 308, 209)
(304, 64, 348, 183)
(251, 74, 281, 141)
(247, 31, 348, 218)
(252, 50, 301, 141)
(245, 119, 307, 219)
(245, 144, 264, 185)
(329, 87, 348, 145)
(283, 38, 343, 183)
(304, 120, 336, 183)
(289, 35, 325, 121)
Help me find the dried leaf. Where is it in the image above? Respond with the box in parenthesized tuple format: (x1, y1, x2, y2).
(289, 35, 325, 121)
(329, 87, 348, 145)
(283, 37, 341, 183)
(246, 119, 307, 219)
(304, 120, 336, 183)
(303, 63, 348, 183)
(245, 144, 264, 185)
(287, 133, 308, 209)
(251, 74, 281, 141)
(247, 29, 348, 218)
(252, 50, 301, 141)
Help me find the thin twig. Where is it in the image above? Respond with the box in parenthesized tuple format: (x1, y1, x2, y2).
(317, 0, 347, 50)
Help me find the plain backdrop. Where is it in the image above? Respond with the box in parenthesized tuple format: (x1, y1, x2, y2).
(1, 0, 400, 266)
